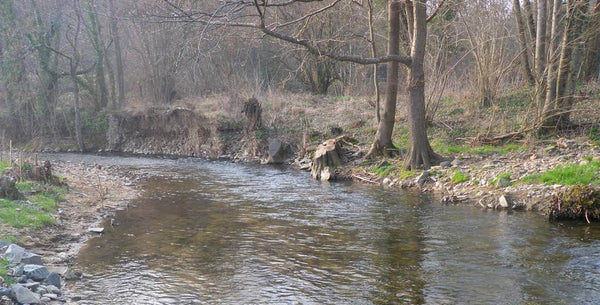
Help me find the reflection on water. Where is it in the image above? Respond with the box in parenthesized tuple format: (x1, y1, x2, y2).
(62, 155, 600, 304)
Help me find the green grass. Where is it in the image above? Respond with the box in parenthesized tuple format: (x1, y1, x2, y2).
(0, 235, 19, 244)
(0, 259, 16, 285)
(372, 162, 395, 178)
(0, 199, 56, 228)
(0, 160, 11, 173)
(521, 161, 600, 186)
(491, 172, 512, 186)
(432, 141, 526, 156)
(451, 170, 470, 184)
(16, 181, 37, 192)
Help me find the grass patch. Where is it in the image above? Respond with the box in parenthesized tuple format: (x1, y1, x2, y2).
(0, 259, 16, 285)
(0, 197, 56, 228)
(432, 140, 525, 156)
(0, 160, 11, 173)
(451, 170, 470, 184)
(491, 172, 512, 186)
(0, 235, 19, 244)
(372, 162, 395, 178)
(16, 181, 37, 192)
(521, 161, 600, 186)
(397, 170, 417, 180)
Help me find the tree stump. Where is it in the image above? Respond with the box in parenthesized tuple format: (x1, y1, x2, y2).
(311, 138, 343, 181)
(0, 176, 23, 200)
(242, 97, 262, 133)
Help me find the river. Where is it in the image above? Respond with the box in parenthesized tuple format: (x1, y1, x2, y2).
(59, 155, 599, 304)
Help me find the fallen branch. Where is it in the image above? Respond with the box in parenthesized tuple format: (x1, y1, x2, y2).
(352, 174, 379, 184)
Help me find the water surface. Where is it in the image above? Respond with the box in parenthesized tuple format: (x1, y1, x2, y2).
(59, 155, 600, 304)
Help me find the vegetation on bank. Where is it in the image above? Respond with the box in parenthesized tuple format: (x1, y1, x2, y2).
(521, 161, 600, 186)
(0, 163, 65, 230)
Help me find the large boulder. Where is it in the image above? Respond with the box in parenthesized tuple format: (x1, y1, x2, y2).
(0, 176, 23, 200)
(9, 284, 41, 304)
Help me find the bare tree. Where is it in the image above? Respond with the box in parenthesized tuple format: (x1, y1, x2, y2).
(158, 0, 444, 169)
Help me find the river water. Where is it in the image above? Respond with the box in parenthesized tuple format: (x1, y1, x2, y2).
(60, 155, 600, 304)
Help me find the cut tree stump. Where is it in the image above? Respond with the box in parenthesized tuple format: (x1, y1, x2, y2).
(311, 138, 343, 181)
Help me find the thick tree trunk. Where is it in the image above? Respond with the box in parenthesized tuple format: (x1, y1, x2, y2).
(367, 1, 401, 157)
(403, 0, 441, 170)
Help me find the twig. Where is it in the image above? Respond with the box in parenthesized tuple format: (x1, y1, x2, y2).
(352, 174, 378, 184)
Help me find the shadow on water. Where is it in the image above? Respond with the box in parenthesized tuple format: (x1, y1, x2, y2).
(53, 154, 600, 304)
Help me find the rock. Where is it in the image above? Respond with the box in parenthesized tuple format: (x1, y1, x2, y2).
(0, 176, 23, 200)
(0, 287, 11, 297)
(498, 195, 509, 209)
(416, 171, 430, 187)
(267, 139, 287, 164)
(88, 227, 104, 233)
(9, 284, 41, 304)
(440, 161, 452, 168)
(0, 240, 10, 248)
(46, 285, 60, 295)
(23, 264, 49, 281)
(11, 264, 24, 277)
(41, 296, 52, 302)
(21, 252, 43, 265)
(382, 178, 391, 186)
(71, 295, 83, 302)
(498, 178, 511, 188)
(3, 244, 26, 265)
(22, 281, 40, 291)
(43, 293, 58, 300)
(45, 272, 61, 289)
(451, 159, 461, 167)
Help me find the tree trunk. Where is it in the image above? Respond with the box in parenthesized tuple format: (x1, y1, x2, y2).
(403, 0, 441, 170)
(367, 1, 401, 157)
(86, 0, 109, 110)
(311, 138, 343, 181)
(109, 0, 125, 107)
(541, 0, 587, 129)
(534, 0, 549, 115)
(368, 0, 381, 123)
(541, 0, 563, 123)
(513, 0, 536, 85)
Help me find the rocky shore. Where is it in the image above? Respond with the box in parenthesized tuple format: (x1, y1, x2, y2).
(333, 137, 600, 220)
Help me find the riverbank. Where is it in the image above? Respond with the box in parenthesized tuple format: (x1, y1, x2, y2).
(1, 158, 139, 265)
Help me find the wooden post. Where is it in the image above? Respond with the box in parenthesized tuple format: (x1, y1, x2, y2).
(35, 153, 38, 166)
(9, 140, 12, 166)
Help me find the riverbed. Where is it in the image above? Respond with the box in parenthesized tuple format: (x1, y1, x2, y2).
(58, 155, 599, 304)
